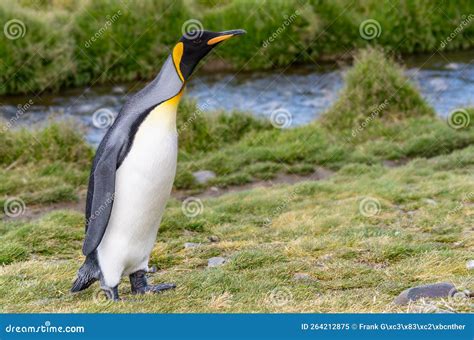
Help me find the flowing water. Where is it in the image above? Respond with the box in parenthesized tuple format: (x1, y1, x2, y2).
(1, 51, 473, 145)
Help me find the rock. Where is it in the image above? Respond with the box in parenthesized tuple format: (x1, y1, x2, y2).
(184, 242, 200, 249)
(208, 235, 220, 243)
(393, 282, 456, 305)
(293, 273, 314, 282)
(193, 170, 216, 184)
(112, 86, 126, 94)
(466, 260, 474, 270)
(208, 257, 227, 268)
(425, 199, 437, 205)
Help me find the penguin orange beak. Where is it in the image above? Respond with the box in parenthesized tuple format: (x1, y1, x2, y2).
(207, 29, 246, 45)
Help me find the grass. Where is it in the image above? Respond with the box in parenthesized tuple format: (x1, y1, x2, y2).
(1, 0, 474, 94)
(0, 145, 472, 312)
(0, 47, 472, 312)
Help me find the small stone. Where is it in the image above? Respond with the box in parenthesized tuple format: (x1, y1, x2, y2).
(425, 199, 437, 205)
(208, 257, 227, 268)
(193, 170, 216, 184)
(210, 186, 219, 192)
(184, 242, 200, 249)
(112, 86, 126, 94)
(393, 282, 456, 305)
(466, 260, 474, 270)
(293, 273, 313, 282)
(208, 235, 220, 243)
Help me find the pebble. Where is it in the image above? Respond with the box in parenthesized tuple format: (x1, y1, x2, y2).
(184, 242, 200, 249)
(208, 235, 220, 243)
(193, 170, 216, 184)
(293, 273, 314, 282)
(208, 257, 227, 268)
(466, 260, 474, 270)
(393, 282, 456, 305)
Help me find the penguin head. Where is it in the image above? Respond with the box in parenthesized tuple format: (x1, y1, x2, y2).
(172, 29, 246, 81)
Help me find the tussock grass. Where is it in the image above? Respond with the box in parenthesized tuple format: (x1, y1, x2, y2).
(321, 47, 434, 130)
(1, 146, 472, 312)
(2, 0, 474, 94)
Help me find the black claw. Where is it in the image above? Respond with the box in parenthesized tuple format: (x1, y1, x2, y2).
(129, 270, 176, 294)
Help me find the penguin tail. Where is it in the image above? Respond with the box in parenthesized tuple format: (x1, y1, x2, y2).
(71, 253, 100, 293)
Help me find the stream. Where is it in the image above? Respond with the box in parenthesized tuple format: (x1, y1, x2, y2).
(1, 50, 473, 145)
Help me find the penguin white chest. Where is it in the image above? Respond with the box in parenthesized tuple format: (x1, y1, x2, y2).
(97, 98, 180, 282)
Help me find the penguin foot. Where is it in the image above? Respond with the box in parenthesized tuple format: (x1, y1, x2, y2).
(129, 270, 176, 294)
(102, 285, 120, 301)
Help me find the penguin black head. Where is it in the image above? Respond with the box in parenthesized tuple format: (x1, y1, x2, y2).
(172, 29, 246, 81)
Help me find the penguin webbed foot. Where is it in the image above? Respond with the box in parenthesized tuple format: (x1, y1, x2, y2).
(102, 285, 120, 301)
(129, 270, 176, 294)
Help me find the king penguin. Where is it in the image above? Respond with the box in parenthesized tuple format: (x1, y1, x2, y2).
(71, 28, 246, 300)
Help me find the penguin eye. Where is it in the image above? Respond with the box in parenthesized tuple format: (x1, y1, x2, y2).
(193, 39, 202, 44)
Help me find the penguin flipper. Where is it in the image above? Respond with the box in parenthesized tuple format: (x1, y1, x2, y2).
(82, 147, 119, 256)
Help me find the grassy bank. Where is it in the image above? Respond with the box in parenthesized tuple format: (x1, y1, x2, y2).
(0, 47, 473, 312)
(1, 48, 473, 206)
(1, 145, 472, 312)
(1, 0, 474, 95)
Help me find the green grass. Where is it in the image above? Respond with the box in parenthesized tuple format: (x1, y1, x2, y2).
(1, 145, 472, 312)
(1, 0, 474, 95)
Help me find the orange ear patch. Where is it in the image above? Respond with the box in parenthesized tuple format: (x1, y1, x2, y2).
(207, 34, 233, 45)
(172, 42, 184, 81)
